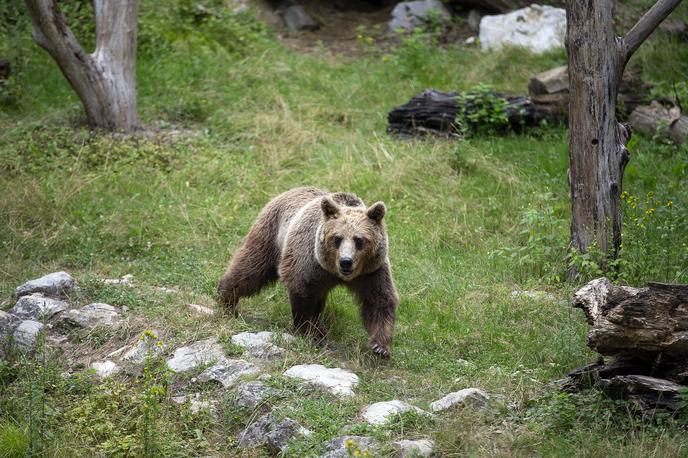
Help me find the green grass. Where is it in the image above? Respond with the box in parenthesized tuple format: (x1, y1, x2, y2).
(2, 1, 688, 456)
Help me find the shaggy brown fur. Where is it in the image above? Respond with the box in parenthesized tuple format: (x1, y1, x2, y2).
(218, 187, 398, 357)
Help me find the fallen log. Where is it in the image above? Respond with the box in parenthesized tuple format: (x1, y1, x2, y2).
(566, 278, 688, 410)
(387, 89, 566, 137)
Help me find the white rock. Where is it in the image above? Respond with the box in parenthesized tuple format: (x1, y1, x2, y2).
(61, 303, 120, 328)
(15, 271, 75, 297)
(122, 331, 164, 363)
(189, 303, 215, 316)
(232, 331, 294, 348)
(91, 360, 120, 378)
(284, 364, 359, 398)
(361, 400, 428, 425)
(388, 0, 451, 33)
(232, 331, 294, 360)
(11, 293, 68, 320)
(102, 274, 134, 286)
(479, 5, 566, 53)
(13, 320, 44, 352)
(197, 359, 259, 388)
(394, 439, 435, 457)
(430, 388, 490, 412)
(167, 338, 226, 372)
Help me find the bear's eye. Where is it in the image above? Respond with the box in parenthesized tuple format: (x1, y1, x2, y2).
(333, 236, 343, 248)
(354, 237, 365, 250)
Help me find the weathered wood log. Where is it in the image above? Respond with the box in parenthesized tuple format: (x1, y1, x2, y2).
(387, 89, 566, 137)
(568, 277, 688, 410)
(528, 65, 569, 96)
(528, 66, 651, 118)
(630, 101, 688, 145)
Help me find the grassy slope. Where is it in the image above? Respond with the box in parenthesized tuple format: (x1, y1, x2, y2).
(1, 2, 688, 456)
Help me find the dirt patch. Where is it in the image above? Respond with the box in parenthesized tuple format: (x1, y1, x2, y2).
(268, 0, 474, 56)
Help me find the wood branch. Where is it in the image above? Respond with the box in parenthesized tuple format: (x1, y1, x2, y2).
(567, 278, 688, 410)
(623, 0, 684, 64)
(387, 89, 565, 137)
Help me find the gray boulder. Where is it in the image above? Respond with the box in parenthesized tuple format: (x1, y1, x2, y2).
(167, 338, 226, 373)
(388, 0, 451, 34)
(16, 271, 75, 297)
(0, 310, 21, 342)
(122, 330, 164, 363)
(283, 4, 318, 31)
(238, 412, 311, 453)
(11, 293, 68, 321)
(14, 320, 44, 352)
(430, 388, 490, 412)
(60, 303, 120, 329)
(235, 381, 272, 409)
(197, 358, 259, 388)
(321, 436, 378, 458)
(394, 439, 435, 457)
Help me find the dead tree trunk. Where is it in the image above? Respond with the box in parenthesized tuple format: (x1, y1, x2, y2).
(566, 278, 688, 410)
(25, 0, 139, 132)
(566, 0, 682, 277)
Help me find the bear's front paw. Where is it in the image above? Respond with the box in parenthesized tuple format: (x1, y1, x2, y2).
(370, 343, 391, 359)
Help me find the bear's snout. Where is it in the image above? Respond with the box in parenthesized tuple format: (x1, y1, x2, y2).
(339, 257, 353, 272)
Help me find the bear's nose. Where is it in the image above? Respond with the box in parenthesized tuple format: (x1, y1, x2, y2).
(339, 257, 353, 270)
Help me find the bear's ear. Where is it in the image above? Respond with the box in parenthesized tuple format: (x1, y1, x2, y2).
(321, 196, 340, 219)
(366, 201, 386, 223)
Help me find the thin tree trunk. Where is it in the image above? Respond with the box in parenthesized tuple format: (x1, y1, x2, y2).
(566, 0, 682, 278)
(25, 0, 139, 132)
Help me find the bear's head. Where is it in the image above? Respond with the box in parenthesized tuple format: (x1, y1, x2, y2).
(315, 195, 388, 281)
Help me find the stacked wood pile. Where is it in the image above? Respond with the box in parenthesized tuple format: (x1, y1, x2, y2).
(566, 278, 688, 410)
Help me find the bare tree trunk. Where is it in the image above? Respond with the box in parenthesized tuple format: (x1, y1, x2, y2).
(25, 0, 139, 132)
(566, 0, 682, 278)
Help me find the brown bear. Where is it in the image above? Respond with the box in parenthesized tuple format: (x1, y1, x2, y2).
(218, 186, 398, 358)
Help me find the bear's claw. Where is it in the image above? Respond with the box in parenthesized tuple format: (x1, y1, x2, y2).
(371, 343, 391, 358)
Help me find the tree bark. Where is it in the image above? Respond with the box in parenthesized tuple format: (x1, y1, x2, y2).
(566, 278, 688, 410)
(25, 0, 139, 132)
(566, 0, 681, 278)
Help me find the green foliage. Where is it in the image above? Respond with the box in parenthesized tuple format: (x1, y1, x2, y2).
(616, 190, 688, 283)
(138, 0, 270, 55)
(0, 422, 29, 458)
(456, 84, 510, 135)
(490, 192, 568, 283)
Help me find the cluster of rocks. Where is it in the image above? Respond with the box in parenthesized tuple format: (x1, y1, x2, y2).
(2, 272, 492, 456)
(0, 272, 127, 358)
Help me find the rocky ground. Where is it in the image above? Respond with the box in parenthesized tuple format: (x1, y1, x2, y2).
(1, 271, 492, 456)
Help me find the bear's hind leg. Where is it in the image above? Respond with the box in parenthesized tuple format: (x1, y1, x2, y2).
(218, 243, 278, 316)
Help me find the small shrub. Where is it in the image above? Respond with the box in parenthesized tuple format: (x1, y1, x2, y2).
(456, 84, 510, 135)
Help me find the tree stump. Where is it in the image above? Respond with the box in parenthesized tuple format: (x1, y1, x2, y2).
(567, 278, 688, 410)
